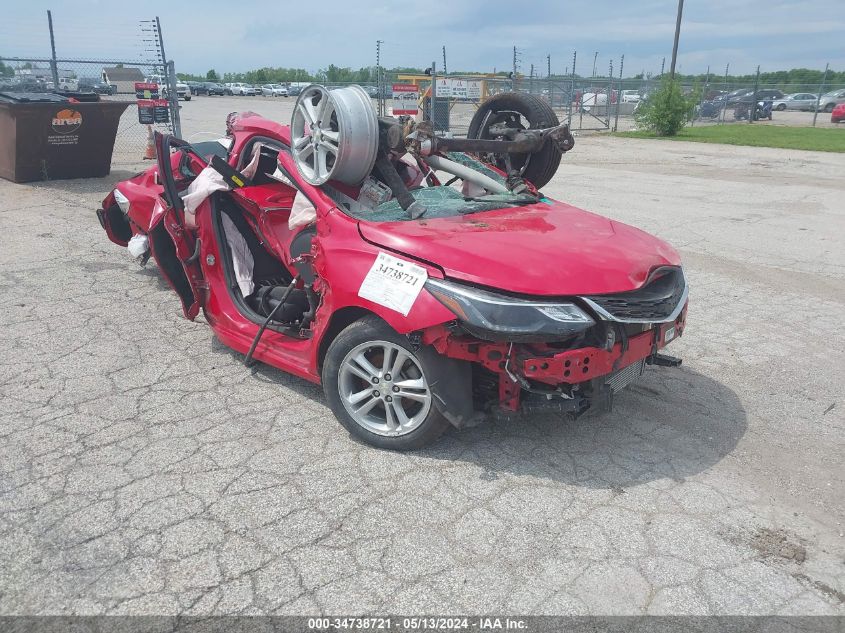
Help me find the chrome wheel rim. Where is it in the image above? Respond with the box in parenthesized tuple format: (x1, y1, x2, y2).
(338, 341, 432, 437)
(291, 84, 378, 186)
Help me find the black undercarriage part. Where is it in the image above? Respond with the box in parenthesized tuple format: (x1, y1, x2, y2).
(244, 276, 300, 366)
(647, 353, 683, 367)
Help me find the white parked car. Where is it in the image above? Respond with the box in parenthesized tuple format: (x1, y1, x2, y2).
(58, 77, 79, 91)
(147, 75, 191, 101)
(229, 82, 258, 96)
(580, 92, 608, 111)
(621, 90, 641, 104)
(261, 83, 288, 97)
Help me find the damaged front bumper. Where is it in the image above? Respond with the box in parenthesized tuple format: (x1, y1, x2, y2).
(422, 303, 687, 419)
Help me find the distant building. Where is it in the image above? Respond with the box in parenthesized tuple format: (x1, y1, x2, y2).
(102, 67, 144, 94)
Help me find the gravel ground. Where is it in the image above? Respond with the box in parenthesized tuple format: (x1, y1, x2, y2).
(0, 96, 843, 616)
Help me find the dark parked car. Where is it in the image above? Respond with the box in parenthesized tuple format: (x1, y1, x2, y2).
(723, 88, 753, 104)
(204, 82, 226, 96)
(752, 89, 786, 101)
(187, 81, 208, 95)
(733, 89, 785, 109)
(77, 79, 116, 95)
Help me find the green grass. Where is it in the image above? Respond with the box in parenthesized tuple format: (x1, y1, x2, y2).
(617, 124, 845, 152)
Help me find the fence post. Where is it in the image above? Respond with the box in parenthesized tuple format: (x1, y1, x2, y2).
(47, 10, 60, 89)
(813, 62, 829, 128)
(569, 50, 576, 125)
(376, 40, 384, 117)
(720, 63, 729, 123)
(166, 60, 181, 138)
(430, 61, 436, 126)
(155, 16, 181, 138)
(614, 55, 624, 131)
(606, 60, 613, 129)
(749, 65, 760, 125)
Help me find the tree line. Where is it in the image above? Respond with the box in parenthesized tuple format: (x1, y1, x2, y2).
(179, 63, 844, 90)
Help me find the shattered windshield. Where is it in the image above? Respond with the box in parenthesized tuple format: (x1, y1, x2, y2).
(342, 152, 537, 222)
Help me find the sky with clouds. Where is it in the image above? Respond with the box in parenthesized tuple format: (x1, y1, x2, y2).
(2, 1, 842, 77)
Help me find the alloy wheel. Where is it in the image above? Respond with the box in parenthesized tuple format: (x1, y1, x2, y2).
(338, 341, 432, 437)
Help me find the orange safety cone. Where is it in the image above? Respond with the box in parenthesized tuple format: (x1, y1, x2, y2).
(143, 125, 156, 160)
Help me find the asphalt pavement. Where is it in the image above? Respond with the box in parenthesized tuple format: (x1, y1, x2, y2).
(0, 109, 843, 615)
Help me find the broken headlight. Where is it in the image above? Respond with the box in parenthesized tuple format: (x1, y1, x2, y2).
(426, 278, 594, 341)
(113, 188, 131, 214)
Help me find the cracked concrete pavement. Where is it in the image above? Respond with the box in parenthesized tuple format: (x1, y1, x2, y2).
(0, 99, 843, 615)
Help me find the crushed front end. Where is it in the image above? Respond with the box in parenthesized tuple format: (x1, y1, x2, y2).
(421, 266, 688, 418)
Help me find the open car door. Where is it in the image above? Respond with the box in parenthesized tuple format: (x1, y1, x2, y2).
(150, 131, 207, 320)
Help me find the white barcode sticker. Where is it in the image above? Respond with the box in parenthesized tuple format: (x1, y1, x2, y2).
(358, 252, 428, 316)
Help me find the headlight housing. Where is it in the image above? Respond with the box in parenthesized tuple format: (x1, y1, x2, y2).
(113, 188, 131, 214)
(426, 278, 595, 342)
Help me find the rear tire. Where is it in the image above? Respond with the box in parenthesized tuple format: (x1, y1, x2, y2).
(824, 103, 835, 113)
(467, 91, 562, 189)
(322, 316, 449, 451)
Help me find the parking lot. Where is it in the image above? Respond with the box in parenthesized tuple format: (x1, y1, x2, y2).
(1, 94, 844, 616)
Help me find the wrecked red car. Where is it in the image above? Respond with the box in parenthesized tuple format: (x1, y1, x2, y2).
(97, 85, 687, 450)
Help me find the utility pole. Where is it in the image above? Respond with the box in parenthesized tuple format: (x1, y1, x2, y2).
(592, 51, 598, 78)
(375, 40, 383, 116)
(442, 46, 447, 76)
(512, 46, 517, 90)
(813, 62, 829, 127)
(669, 0, 685, 79)
(661, 57, 666, 77)
(530, 63, 534, 93)
(547, 54, 552, 104)
(46, 10, 59, 89)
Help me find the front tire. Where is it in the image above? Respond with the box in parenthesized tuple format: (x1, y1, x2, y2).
(322, 317, 449, 450)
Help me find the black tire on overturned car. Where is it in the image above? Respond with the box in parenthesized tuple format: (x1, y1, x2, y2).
(467, 91, 563, 189)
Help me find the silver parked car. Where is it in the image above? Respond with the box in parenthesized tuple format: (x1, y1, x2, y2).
(261, 83, 288, 97)
(771, 93, 818, 111)
(818, 89, 845, 113)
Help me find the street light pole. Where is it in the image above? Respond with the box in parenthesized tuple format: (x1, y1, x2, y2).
(669, 0, 685, 79)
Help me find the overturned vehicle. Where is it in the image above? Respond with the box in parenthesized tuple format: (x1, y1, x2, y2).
(97, 86, 688, 450)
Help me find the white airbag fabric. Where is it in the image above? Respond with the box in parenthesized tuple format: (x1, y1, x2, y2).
(221, 213, 254, 297)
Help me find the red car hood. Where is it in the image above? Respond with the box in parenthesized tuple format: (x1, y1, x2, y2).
(358, 200, 681, 296)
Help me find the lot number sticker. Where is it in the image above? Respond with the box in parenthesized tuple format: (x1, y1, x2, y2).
(358, 252, 428, 316)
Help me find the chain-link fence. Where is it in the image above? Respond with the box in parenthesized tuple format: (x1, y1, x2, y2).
(376, 53, 843, 136)
(0, 14, 181, 168)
